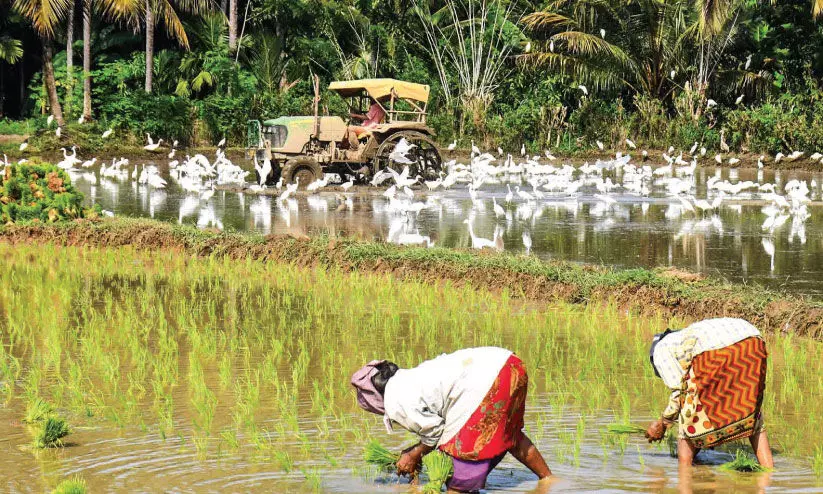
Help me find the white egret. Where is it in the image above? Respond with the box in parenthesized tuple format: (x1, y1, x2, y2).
(19, 142, 28, 152)
(625, 138, 636, 149)
(102, 128, 114, 138)
(492, 197, 505, 218)
(55, 127, 61, 138)
(447, 139, 457, 151)
(735, 94, 744, 105)
(341, 179, 354, 191)
(596, 140, 604, 151)
(706, 99, 717, 108)
(144, 138, 163, 151)
(47, 115, 54, 126)
(578, 85, 588, 96)
(522, 230, 532, 255)
(599, 28, 606, 38)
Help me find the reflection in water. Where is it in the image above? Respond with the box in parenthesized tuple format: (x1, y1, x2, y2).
(68, 164, 823, 295)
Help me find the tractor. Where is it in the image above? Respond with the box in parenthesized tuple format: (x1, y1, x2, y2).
(245, 78, 443, 187)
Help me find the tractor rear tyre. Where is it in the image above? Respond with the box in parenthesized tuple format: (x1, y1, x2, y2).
(374, 131, 443, 181)
(281, 157, 322, 189)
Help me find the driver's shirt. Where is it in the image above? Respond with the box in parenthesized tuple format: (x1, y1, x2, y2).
(363, 102, 386, 128)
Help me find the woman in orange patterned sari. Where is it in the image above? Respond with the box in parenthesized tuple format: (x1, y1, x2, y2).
(645, 318, 774, 469)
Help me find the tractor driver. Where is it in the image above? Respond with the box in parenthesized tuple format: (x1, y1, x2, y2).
(346, 97, 387, 148)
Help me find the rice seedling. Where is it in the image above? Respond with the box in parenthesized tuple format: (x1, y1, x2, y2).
(719, 450, 771, 473)
(812, 445, 823, 477)
(606, 424, 647, 435)
(364, 440, 399, 471)
(422, 451, 453, 493)
(52, 477, 87, 494)
(33, 416, 71, 448)
(23, 397, 53, 423)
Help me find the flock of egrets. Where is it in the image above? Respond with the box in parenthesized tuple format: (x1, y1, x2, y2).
(3, 130, 821, 272)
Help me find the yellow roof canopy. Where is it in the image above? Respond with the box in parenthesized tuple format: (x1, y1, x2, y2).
(328, 79, 430, 103)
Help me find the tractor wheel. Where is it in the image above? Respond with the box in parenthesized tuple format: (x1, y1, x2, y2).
(374, 131, 443, 181)
(281, 157, 322, 189)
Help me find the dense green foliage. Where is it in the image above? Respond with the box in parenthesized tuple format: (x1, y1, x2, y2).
(2, 0, 823, 152)
(0, 162, 94, 223)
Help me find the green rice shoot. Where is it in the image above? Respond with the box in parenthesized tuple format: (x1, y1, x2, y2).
(52, 476, 87, 494)
(606, 423, 647, 435)
(364, 440, 399, 472)
(33, 416, 70, 449)
(422, 451, 453, 493)
(719, 450, 770, 473)
(24, 398, 53, 423)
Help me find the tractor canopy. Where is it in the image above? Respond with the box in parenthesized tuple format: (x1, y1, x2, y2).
(328, 78, 430, 103)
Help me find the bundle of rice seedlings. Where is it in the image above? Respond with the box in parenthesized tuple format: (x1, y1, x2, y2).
(33, 416, 70, 448)
(606, 423, 647, 435)
(52, 477, 87, 494)
(364, 440, 399, 472)
(720, 450, 770, 472)
(422, 451, 453, 493)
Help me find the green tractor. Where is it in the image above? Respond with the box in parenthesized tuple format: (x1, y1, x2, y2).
(246, 78, 443, 187)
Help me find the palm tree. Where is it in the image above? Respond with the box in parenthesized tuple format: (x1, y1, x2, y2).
(13, 0, 71, 126)
(65, 0, 74, 115)
(144, 0, 209, 93)
(79, 0, 141, 120)
(520, 1, 691, 99)
(521, 0, 759, 108)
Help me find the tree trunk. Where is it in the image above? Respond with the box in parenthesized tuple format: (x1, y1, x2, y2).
(82, 0, 92, 119)
(145, 0, 154, 93)
(228, 0, 238, 52)
(43, 40, 65, 126)
(20, 58, 26, 112)
(66, 0, 75, 115)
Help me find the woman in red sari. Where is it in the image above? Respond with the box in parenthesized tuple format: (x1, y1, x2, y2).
(351, 347, 552, 492)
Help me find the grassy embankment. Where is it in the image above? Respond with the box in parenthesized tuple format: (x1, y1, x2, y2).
(1, 217, 820, 339)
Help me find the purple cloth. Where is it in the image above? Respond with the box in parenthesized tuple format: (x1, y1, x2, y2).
(447, 454, 506, 493)
(350, 360, 387, 415)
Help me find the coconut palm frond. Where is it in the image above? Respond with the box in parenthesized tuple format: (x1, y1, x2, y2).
(13, 0, 71, 37)
(0, 36, 24, 63)
(695, 0, 741, 36)
(517, 51, 624, 90)
(157, 0, 189, 48)
(521, 11, 577, 32)
(718, 68, 774, 97)
(552, 31, 636, 71)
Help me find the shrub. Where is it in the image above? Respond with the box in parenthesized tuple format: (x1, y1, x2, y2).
(0, 162, 95, 224)
(99, 91, 194, 146)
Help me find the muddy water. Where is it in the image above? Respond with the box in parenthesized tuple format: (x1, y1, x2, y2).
(1, 244, 822, 492)
(69, 165, 823, 296)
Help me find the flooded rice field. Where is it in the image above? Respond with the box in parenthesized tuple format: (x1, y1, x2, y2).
(67, 160, 823, 296)
(1, 243, 822, 492)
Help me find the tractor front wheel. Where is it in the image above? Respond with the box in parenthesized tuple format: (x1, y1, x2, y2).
(281, 157, 322, 189)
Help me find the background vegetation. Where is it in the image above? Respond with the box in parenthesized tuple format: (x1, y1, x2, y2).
(2, 0, 823, 154)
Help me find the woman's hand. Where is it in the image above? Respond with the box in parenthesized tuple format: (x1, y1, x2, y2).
(645, 418, 668, 443)
(396, 450, 422, 476)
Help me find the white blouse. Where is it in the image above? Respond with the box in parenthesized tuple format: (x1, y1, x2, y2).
(383, 347, 512, 447)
